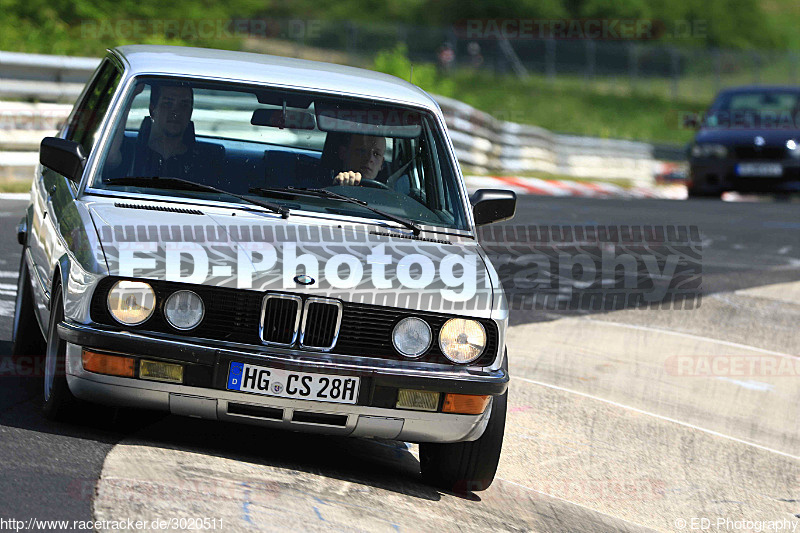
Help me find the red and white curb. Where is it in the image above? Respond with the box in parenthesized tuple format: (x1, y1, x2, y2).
(465, 175, 688, 200)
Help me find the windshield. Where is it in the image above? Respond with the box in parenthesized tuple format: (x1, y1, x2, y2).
(704, 91, 800, 128)
(93, 76, 469, 231)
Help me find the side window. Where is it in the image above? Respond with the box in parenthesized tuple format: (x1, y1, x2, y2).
(66, 60, 122, 155)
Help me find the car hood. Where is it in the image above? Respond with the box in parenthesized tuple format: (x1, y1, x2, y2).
(695, 128, 800, 146)
(87, 198, 496, 318)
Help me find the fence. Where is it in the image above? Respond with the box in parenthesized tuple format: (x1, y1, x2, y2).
(0, 51, 658, 183)
(237, 19, 800, 104)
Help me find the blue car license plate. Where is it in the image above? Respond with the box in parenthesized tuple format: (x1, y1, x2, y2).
(736, 162, 783, 177)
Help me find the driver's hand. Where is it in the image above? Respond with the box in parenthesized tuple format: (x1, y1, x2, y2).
(333, 171, 361, 186)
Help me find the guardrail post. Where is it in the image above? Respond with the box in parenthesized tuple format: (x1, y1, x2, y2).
(670, 47, 680, 101)
(545, 38, 556, 82)
(585, 39, 596, 82)
(628, 43, 638, 93)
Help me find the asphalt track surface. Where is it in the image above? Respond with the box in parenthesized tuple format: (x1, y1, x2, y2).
(0, 194, 798, 532)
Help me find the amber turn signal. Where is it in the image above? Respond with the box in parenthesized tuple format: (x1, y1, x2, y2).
(442, 394, 491, 415)
(81, 350, 135, 378)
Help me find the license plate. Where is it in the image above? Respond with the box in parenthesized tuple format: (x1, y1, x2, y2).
(226, 362, 360, 404)
(736, 162, 783, 177)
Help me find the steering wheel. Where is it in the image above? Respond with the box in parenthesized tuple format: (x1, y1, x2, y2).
(360, 178, 390, 190)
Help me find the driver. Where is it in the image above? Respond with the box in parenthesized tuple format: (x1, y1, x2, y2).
(332, 134, 386, 186)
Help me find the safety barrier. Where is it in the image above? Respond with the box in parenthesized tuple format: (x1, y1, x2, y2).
(0, 51, 661, 184)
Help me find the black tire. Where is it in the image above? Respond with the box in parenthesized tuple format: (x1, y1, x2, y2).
(419, 389, 507, 492)
(11, 251, 46, 358)
(42, 285, 81, 421)
(687, 188, 720, 199)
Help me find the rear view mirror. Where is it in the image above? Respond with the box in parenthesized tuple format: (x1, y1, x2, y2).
(251, 108, 316, 130)
(315, 103, 423, 138)
(40, 137, 86, 183)
(470, 189, 516, 226)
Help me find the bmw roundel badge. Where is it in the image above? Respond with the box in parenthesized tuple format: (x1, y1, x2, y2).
(294, 274, 315, 285)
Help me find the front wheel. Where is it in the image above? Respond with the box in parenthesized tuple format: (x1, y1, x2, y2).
(42, 285, 81, 421)
(11, 251, 46, 357)
(419, 389, 507, 492)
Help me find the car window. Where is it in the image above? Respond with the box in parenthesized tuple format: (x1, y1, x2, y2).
(93, 76, 469, 231)
(66, 60, 122, 155)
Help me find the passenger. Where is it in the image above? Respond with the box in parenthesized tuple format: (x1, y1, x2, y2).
(105, 82, 223, 182)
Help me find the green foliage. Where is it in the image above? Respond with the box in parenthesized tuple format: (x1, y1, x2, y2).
(0, 0, 267, 55)
(373, 44, 455, 96)
(2, 0, 793, 55)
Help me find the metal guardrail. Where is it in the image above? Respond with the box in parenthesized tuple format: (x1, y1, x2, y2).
(0, 51, 100, 101)
(0, 51, 670, 183)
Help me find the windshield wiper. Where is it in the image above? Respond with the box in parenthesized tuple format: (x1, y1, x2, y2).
(105, 177, 289, 218)
(250, 186, 421, 235)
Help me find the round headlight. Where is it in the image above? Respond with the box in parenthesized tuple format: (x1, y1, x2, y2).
(107, 281, 156, 325)
(439, 318, 486, 364)
(164, 290, 204, 330)
(392, 317, 432, 358)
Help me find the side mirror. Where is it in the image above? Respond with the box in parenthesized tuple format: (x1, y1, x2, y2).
(40, 137, 86, 183)
(470, 189, 516, 226)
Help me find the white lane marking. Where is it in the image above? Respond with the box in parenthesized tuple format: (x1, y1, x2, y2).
(0, 290, 17, 297)
(0, 271, 17, 278)
(778, 246, 792, 255)
(514, 376, 800, 461)
(579, 318, 798, 360)
(0, 283, 17, 291)
(496, 477, 655, 532)
(715, 377, 774, 392)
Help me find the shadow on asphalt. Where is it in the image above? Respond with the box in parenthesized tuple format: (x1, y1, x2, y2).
(0, 337, 473, 503)
(110, 413, 479, 502)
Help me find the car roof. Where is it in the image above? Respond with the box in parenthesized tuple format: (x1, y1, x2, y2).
(716, 85, 800, 96)
(111, 45, 439, 112)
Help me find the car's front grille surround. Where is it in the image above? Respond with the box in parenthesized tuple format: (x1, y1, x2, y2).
(733, 146, 786, 160)
(89, 278, 499, 365)
(298, 298, 342, 351)
(260, 294, 302, 346)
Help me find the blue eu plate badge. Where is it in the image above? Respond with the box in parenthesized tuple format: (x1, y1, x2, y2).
(228, 362, 244, 390)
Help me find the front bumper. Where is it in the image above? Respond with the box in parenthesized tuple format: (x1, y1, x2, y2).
(58, 321, 508, 443)
(690, 158, 800, 193)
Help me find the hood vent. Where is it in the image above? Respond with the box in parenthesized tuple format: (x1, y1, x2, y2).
(114, 202, 204, 215)
(369, 231, 453, 245)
